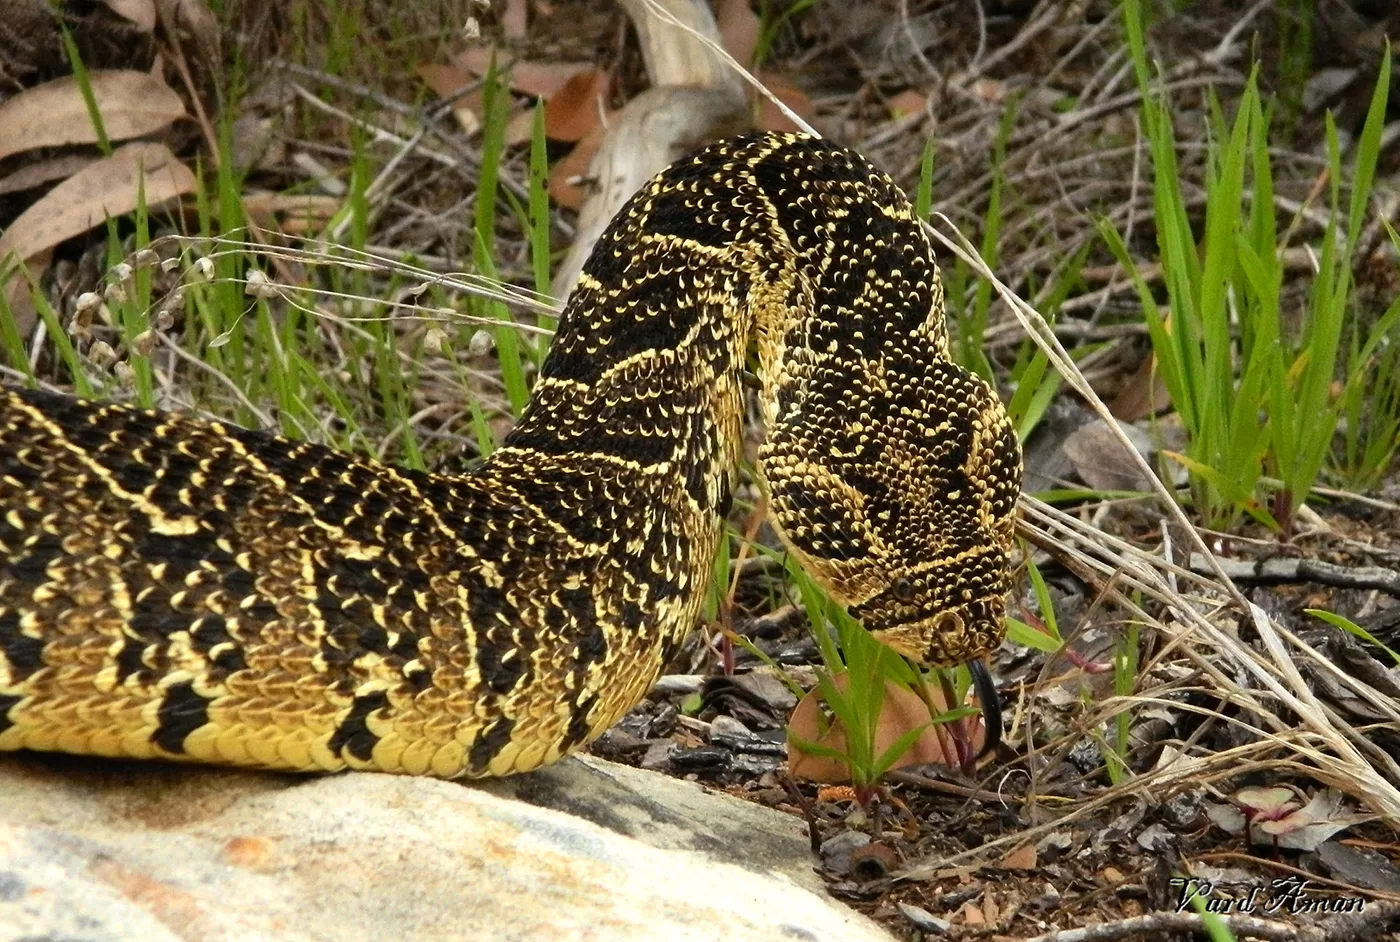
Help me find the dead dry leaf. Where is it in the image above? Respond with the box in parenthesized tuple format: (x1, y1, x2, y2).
(0, 71, 187, 162)
(887, 88, 928, 119)
(241, 191, 342, 235)
(1, 249, 52, 339)
(1109, 353, 1172, 421)
(0, 155, 100, 196)
(504, 109, 536, 147)
(155, 0, 220, 56)
(502, 0, 527, 38)
(755, 70, 814, 134)
(418, 62, 476, 102)
(102, 0, 157, 30)
(418, 63, 486, 134)
(0, 143, 196, 265)
(451, 48, 593, 98)
(716, 0, 760, 66)
(786, 672, 985, 783)
(548, 125, 605, 211)
(544, 69, 608, 142)
(999, 844, 1038, 871)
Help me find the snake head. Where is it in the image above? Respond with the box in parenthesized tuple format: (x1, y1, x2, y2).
(855, 565, 1011, 667)
(762, 358, 1022, 669)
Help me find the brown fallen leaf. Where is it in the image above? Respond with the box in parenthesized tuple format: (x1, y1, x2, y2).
(755, 70, 814, 134)
(998, 843, 1038, 871)
(451, 47, 593, 98)
(1, 249, 52, 339)
(155, 0, 221, 65)
(418, 63, 486, 134)
(716, 0, 760, 66)
(787, 672, 984, 783)
(502, 0, 527, 38)
(544, 69, 609, 142)
(503, 109, 537, 148)
(548, 124, 606, 211)
(1109, 353, 1172, 420)
(887, 88, 928, 119)
(0, 71, 187, 162)
(959, 901, 985, 926)
(241, 192, 343, 235)
(0, 156, 100, 197)
(0, 142, 197, 266)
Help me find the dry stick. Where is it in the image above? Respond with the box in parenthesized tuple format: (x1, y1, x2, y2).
(1027, 904, 1400, 942)
(1040, 13, 1118, 92)
(1188, 555, 1400, 598)
(288, 81, 459, 167)
(1195, 850, 1400, 904)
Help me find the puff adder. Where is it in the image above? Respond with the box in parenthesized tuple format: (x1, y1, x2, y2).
(0, 132, 1021, 779)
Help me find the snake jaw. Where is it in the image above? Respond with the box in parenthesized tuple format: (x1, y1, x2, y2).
(867, 593, 1007, 668)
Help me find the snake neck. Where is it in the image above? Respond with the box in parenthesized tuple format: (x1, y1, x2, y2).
(481, 130, 960, 632)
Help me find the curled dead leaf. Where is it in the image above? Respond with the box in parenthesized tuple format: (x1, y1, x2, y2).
(0, 71, 187, 162)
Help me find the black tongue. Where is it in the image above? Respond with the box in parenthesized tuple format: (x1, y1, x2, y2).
(969, 659, 1001, 758)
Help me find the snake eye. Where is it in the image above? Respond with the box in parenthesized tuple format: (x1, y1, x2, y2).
(890, 577, 915, 603)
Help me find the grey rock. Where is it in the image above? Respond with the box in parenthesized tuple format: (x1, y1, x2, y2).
(484, 754, 824, 893)
(0, 754, 893, 942)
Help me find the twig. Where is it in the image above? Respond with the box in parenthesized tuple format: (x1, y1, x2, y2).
(1027, 903, 1400, 942)
(1187, 555, 1400, 598)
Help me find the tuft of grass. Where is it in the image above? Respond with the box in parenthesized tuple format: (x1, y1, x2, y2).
(1108, 0, 1392, 532)
(1002, 243, 1087, 443)
(784, 554, 984, 787)
(1266, 41, 1391, 526)
(945, 98, 1019, 383)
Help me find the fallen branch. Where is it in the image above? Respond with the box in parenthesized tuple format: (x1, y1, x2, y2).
(1188, 555, 1400, 599)
(1027, 902, 1400, 942)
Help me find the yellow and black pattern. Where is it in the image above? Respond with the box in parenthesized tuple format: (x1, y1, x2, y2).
(0, 132, 1021, 778)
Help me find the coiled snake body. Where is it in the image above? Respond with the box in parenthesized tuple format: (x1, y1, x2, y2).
(0, 132, 1021, 778)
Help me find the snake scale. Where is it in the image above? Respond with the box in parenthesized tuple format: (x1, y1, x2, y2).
(0, 132, 1021, 779)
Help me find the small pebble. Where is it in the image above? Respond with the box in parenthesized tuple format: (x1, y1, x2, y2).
(819, 830, 870, 875)
(897, 902, 950, 934)
(667, 746, 730, 771)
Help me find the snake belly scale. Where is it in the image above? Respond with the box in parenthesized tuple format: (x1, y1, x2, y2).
(0, 132, 1021, 779)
